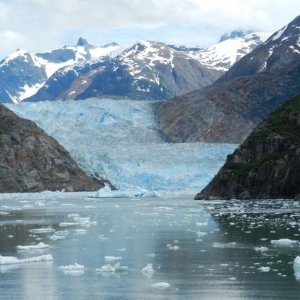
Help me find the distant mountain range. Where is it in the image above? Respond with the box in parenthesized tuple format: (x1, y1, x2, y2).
(159, 15, 300, 144)
(0, 38, 119, 103)
(0, 31, 270, 103)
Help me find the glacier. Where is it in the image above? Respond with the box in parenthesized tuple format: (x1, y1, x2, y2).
(6, 99, 237, 192)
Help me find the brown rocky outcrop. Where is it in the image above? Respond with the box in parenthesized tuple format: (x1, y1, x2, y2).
(195, 93, 300, 200)
(0, 104, 104, 193)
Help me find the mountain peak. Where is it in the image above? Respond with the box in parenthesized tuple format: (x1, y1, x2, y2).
(77, 37, 89, 46)
(219, 30, 253, 43)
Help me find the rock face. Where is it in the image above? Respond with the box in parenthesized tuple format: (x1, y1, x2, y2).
(0, 104, 104, 193)
(195, 93, 300, 200)
(159, 15, 300, 144)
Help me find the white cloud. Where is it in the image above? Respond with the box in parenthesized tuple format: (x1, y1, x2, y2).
(0, 0, 299, 57)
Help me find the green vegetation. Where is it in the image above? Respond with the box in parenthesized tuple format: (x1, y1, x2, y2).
(251, 94, 300, 143)
(224, 160, 264, 177)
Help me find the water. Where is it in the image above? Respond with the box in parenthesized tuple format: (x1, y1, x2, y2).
(0, 193, 300, 299)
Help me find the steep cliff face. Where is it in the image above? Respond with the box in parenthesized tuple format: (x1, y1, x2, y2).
(0, 104, 104, 193)
(195, 93, 300, 200)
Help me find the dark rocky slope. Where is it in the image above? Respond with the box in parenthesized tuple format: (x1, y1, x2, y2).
(195, 93, 300, 200)
(159, 59, 300, 143)
(159, 15, 300, 144)
(0, 104, 104, 192)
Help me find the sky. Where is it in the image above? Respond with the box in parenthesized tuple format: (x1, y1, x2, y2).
(0, 0, 299, 58)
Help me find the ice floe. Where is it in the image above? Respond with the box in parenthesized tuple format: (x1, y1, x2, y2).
(0, 254, 53, 265)
(271, 239, 298, 246)
(29, 228, 55, 234)
(151, 282, 170, 289)
(95, 262, 129, 273)
(17, 242, 49, 250)
(104, 256, 122, 262)
(258, 267, 271, 272)
(142, 263, 154, 273)
(59, 263, 84, 275)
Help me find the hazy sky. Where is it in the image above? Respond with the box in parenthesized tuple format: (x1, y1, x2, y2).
(0, 0, 299, 58)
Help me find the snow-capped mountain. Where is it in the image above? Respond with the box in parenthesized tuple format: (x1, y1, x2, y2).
(189, 32, 272, 72)
(218, 30, 253, 42)
(24, 32, 270, 102)
(218, 16, 300, 83)
(0, 38, 119, 103)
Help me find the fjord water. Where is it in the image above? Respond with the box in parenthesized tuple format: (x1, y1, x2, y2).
(1, 193, 300, 299)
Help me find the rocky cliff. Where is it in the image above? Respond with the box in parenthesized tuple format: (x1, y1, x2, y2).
(195, 93, 300, 200)
(0, 104, 104, 192)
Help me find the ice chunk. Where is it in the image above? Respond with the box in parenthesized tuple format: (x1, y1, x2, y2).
(95, 262, 128, 273)
(151, 282, 170, 289)
(168, 245, 180, 251)
(258, 267, 270, 272)
(271, 239, 298, 246)
(29, 228, 55, 233)
(59, 222, 78, 227)
(104, 256, 122, 262)
(255, 247, 268, 252)
(142, 263, 154, 273)
(17, 242, 49, 250)
(294, 256, 300, 280)
(59, 263, 84, 271)
(59, 263, 84, 275)
(0, 254, 53, 265)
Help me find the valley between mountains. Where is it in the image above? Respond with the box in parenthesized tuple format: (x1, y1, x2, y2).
(1, 15, 300, 199)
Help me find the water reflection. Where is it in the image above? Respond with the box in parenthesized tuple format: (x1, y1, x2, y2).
(0, 196, 300, 299)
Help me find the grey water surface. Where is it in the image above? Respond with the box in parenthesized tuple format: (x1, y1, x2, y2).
(0, 193, 300, 299)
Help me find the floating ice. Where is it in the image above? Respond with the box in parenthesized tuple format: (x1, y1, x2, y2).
(142, 263, 154, 273)
(95, 262, 128, 273)
(104, 256, 122, 262)
(151, 282, 170, 289)
(0, 254, 53, 265)
(17, 242, 49, 250)
(59, 222, 78, 227)
(168, 245, 180, 251)
(59, 263, 84, 275)
(271, 239, 298, 246)
(258, 267, 270, 272)
(90, 184, 160, 198)
(29, 228, 55, 234)
(196, 231, 207, 237)
(293, 256, 300, 280)
(59, 263, 84, 271)
(255, 247, 268, 252)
